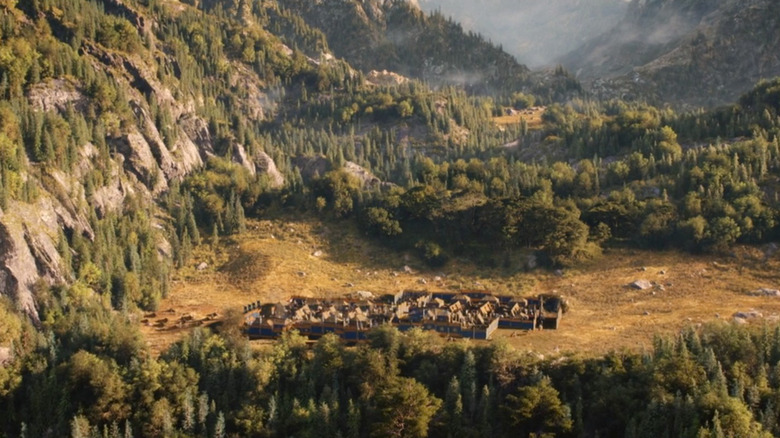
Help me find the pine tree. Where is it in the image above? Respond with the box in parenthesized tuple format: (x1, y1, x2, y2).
(460, 350, 477, 419)
(346, 399, 360, 438)
(123, 420, 132, 438)
(711, 411, 725, 438)
(182, 388, 195, 433)
(197, 393, 209, 433)
(445, 376, 463, 435)
(211, 222, 219, 246)
(214, 412, 225, 438)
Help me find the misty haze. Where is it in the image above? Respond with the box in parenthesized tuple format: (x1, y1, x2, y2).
(416, 0, 629, 67)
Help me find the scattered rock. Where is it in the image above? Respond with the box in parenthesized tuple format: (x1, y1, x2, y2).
(434, 276, 442, 282)
(643, 311, 651, 316)
(734, 310, 763, 320)
(629, 279, 653, 290)
(659, 270, 666, 275)
(403, 265, 414, 274)
(349, 290, 374, 300)
(312, 250, 323, 257)
(297, 271, 306, 277)
(751, 288, 780, 297)
(712, 261, 729, 271)
(366, 69, 409, 87)
(554, 269, 564, 277)
(196, 262, 208, 271)
(640, 266, 647, 272)
(344, 283, 354, 288)
(418, 278, 427, 284)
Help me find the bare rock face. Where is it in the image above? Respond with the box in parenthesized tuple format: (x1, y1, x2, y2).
(132, 101, 204, 179)
(229, 63, 275, 121)
(256, 151, 284, 189)
(114, 130, 169, 194)
(232, 143, 256, 176)
(179, 114, 215, 160)
(343, 161, 381, 187)
(132, 102, 188, 181)
(366, 69, 409, 87)
(27, 78, 87, 113)
(0, 199, 73, 322)
(629, 279, 653, 290)
(45, 170, 95, 239)
(172, 130, 204, 176)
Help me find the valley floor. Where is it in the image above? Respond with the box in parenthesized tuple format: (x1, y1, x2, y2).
(140, 216, 780, 356)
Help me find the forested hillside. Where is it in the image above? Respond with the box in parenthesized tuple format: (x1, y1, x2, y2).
(271, 0, 535, 94)
(562, 0, 780, 107)
(417, 0, 628, 67)
(2, 0, 780, 436)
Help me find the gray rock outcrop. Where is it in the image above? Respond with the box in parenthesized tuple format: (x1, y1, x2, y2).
(629, 279, 653, 290)
(232, 143, 256, 176)
(27, 78, 87, 113)
(0, 199, 73, 323)
(256, 151, 285, 189)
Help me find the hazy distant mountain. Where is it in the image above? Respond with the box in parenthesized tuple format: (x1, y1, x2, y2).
(561, 0, 780, 107)
(416, 0, 629, 67)
(276, 0, 533, 93)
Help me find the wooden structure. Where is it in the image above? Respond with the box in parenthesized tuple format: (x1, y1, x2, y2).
(244, 290, 562, 341)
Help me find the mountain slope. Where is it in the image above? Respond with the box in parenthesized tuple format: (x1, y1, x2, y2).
(562, 0, 780, 107)
(274, 0, 532, 94)
(417, 0, 628, 68)
(0, 0, 533, 321)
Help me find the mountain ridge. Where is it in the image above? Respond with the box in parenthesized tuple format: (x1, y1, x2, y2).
(562, 0, 780, 107)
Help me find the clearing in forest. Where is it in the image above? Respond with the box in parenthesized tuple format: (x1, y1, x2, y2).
(139, 216, 780, 356)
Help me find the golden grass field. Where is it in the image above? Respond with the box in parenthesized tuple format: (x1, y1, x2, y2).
(139, 216, 780, 357)
(493, 106, 545, 130)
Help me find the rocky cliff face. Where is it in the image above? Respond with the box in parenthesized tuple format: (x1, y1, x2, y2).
(0, 4, 288, 322)
(0, 199, 74, 322)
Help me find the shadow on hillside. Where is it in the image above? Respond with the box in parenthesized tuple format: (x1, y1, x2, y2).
(255, 210, 545, 285)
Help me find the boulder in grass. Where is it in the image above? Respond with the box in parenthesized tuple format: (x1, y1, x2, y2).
(733, 310, 763, 320)
(629, 279, 653, 290)
(753, 288, 780, 297)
